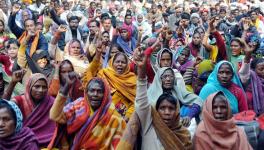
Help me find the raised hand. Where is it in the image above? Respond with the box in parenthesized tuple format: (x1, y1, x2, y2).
(193, 56, 203, 67)
(242, 18, 250, 31)
(12, 4, 20, 14)
(208, 17, 217, 33)
(11, 69, 26, 83)
(133, 47, 146, 68)
(57, 25, 68, 33)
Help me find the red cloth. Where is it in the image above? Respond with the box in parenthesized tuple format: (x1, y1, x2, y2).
(130, 47, 155, 83)
(228, 83, 248, 112)
(212, 31, 228, 61)
(0, 55, 12, 76)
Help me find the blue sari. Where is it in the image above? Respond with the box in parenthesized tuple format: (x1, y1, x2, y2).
(199, 61, 244, 114)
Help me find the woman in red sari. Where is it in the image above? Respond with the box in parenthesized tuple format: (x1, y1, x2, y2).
(3, 71, 55, 148)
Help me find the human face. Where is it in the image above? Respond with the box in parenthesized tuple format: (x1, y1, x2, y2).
(31, 79, 48, 102)
(60, 62, 74, 85)
(191, 17, 199, 24)
(69, 41, 81, 56)
(182, 19, 189, 28)
(231, 41, 242, 56)
(160, 52, 172, 67)
(125, 16, 132, 25)
(175, 41, 183, 49)
(22, 11, 30, 21)
(121, 29, 128, 40)
(0, 21, 4, 33)
(96, 9, 101, 18)
(0, 108, 16, 138)
(175, 8, 183, 17)
(196, 28, 205, 39)
(110, 46, 119, 58)
(69, 19, 79, 30)
(250, 12, 257, 21)
(90, 2, 96, 9)
(102, 19, 111, 31)
(37, 58, 48, 69)
(36, 24, 43, 32)
(161, 69, 175, 90)
(102, 33, 110, 44)
(137, 15, 143, 23)
(212, 96, 228, 121)
(25, 20, 36, 35)
(87, 82, 104, 110)
(157, 99, 177, 128)
(192, 33, 201, 45)
(89, 22, 97, 34)
(217, 64, 233, 87)
(7, 43, 18, 60)
(255, 62, 264, 79)
(178, 50, 189, 65)
(113, 54, 127, 75)
(201, 12, 208, 21)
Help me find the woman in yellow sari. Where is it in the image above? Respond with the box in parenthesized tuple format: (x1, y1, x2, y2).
(82, 46, 136, 121)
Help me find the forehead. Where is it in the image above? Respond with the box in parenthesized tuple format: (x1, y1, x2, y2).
(114, 54, 126, 61)
(88, 82, 103, 90)
(219, 63, 232, 71)
(33, 79, 47, 86)
(162, 69, 174, 75)
(25, 20, 34, 25)
(0, 107, 13, 118)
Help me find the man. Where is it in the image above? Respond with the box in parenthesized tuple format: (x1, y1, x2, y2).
(28, 0, 45, 15)
(168, 5, 183, 30)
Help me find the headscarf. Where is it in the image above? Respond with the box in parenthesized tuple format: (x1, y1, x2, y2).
(148, 67, 203, 107)
(0, 100, 22, 133)
(174, 46, 194, 74)
(116, 25, 137, 57)
(195, 92, 252, 150)
(199, 61, 244, 114)
(97, 53, 136, 103)
(0, 101, 38, 150)
(151, 97, 192, 150)
(250, 58, 264, 115)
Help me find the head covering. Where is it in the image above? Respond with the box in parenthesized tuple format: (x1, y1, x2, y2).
(199, 61, 244, 113)
(156, 48, 174, 69)
(195, 92, 252, 150)
(148, 67, 203, 107)
(64, 39, 84, 56)
(116, 26, 137, 56)
(250, 58, 264, 115)
(0, 100, 22, 133)
(174, 46, 194, 74)
(190, 13, 200, 19)
(0, 100, 38, 150)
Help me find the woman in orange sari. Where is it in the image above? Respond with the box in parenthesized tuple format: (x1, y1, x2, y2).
(82, 46, 136, 121)
(49, 77, 126, 150)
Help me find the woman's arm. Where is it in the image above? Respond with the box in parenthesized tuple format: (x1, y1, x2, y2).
(2, 70, 26, 100)
(134, 47, 152, 133)
(50, 72, 77, 124)
(82, 41, 103, 86)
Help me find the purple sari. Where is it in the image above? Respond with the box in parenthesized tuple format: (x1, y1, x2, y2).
(23, 95, 56, 148)
(251, 71, 264, 115)
(0, 127, 39, 150)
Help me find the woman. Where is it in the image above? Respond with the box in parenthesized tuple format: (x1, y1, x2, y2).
(239, 56, 264, 115)
(194, 92, 252, 150)
(3, 73, 56, 148)
(0, 19, 16, 51)
(49, 31, 89, 76)
(229, 38, 245, 72)
(102, 43, 123, 68)
(29, 49, 53, 78)
(82, 50, 136, 120)
(0, 99, 39, 150)
(188, 32, 209, 59)
(49, 77, 126, 149)
(174, 46, 194, 75)
(116, 25, 137, 58)
(63, 39, 89, 75)
(133, 13, 151, 40)
(199, 61, 248, 114)
(48, 60, 83, 101)
(148, 67, 203, 126)
(118, 54, 192, 149)
(154, 48, 186, 88)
